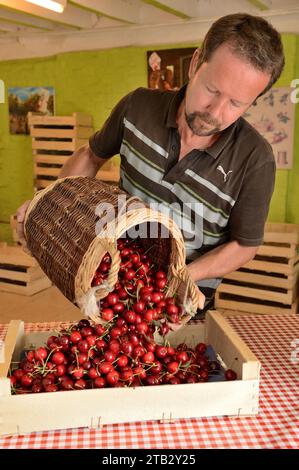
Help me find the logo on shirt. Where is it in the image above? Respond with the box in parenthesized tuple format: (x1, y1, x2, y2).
(217, 165, 232, 182)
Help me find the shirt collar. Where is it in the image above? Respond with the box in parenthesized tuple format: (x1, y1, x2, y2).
(164, 85, 238, 159)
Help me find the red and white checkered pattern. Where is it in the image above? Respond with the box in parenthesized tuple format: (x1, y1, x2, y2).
(0, 314, 298, 449)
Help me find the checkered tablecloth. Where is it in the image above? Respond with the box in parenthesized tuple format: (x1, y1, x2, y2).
(0, 314, 298, 449)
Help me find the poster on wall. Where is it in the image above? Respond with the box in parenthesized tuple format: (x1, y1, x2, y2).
(244, 87, 295, 169)
(8, 86, 55, 135)
(147, 47, 196, 91)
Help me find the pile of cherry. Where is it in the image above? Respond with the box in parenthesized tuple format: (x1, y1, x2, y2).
(10, 237, 237, 393)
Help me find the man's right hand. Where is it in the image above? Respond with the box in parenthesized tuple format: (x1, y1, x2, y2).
(16, 200, 32, 254)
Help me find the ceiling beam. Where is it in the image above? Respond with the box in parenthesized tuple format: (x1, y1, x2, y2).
(0, 0, 96, 29)
(0, 18, 41, 32)
(70, 0, 139, 24)
(0, 7, 71, 30)
(141, 0, 192, 19)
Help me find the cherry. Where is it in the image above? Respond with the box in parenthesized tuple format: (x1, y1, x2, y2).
(106, 370, 120, 386)
(225, 369, 237, 381)
(52, 351, 66, 365)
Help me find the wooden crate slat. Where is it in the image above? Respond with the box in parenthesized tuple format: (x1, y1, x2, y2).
(34, 166, 61, 177)
(0, 244, 37, 268)
(257, 244, 296, 259)
(32, 140, 75, 152)
(244, 259, 293, 275)
(35, 179, 55, 189)
(28, 112, 92, 127)
(0, 268, 30, 283)
(217, 283, 293, 304)
(215, 292, 298, 315)
(0, 276, 51, 295)
(30, 127, 93, 139)
(264, 222, 299, 244)
(34, 154, 69, 165)
(224, 270, 295, 289)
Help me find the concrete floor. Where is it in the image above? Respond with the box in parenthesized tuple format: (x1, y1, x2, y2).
(0, 286, 83, 323)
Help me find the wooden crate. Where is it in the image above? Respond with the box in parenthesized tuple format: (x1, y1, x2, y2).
(0, 243, 51, 296)
(28, 112, 93, 190)
(0, 311, 260, 436)
(216, 223, 299, 315)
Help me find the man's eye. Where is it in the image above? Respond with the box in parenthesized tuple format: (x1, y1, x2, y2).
(231, 100, 241, 108)
(206, 86, 217, 94)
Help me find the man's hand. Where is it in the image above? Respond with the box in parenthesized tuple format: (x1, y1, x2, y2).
(16, 200, 32, 254)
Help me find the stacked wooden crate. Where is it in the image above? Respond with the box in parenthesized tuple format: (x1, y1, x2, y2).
(28, 112, 120, 189)
(0, 242, 51, 296)
(28, 112, 93, 190)
(215, 223, 299, 315)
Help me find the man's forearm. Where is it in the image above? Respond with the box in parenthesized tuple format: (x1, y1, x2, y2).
(187, 240, 258, 282)
(59, 144, 107, 178)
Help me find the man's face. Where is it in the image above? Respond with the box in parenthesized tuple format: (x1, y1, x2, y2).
(184, 44, 271, 136)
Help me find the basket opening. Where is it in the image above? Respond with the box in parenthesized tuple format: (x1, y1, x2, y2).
(119, 221, 172, 271)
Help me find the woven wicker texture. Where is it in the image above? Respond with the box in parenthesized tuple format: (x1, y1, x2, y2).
(24, 177, 205, 322)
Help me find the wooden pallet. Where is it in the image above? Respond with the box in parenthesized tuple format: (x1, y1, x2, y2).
(0, 311, 260, 436)
(216, 223, 299, 315)
(28, 112, 93, 190)
(0, 243, 51, 296)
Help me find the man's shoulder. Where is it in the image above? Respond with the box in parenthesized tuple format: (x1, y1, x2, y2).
(129, 87, 176, 107)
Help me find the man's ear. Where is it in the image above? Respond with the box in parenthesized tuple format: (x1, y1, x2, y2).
(188, 48, 202, 79)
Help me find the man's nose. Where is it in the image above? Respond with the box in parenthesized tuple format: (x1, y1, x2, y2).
(206, 97, 225, 122)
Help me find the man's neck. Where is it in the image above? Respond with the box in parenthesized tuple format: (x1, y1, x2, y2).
(176, 100, 220, 151)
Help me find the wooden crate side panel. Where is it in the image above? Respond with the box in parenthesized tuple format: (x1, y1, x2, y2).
(0, 379, 259, 436)
(215, 292, 297, 315)
(4, 266, 47, 283)
(30, 127, 93, 139)
(35, 179, 56, 189)
(0, 320, 24, 378)
(0, 244, 37, 268)
(244, 259, 293, 275)
(205, 311, 260, 380)
(223, 270, 295, 289)
(34, 154, 70, 165)
(217, 283, 293, 304)
(32, 140, 77, 152)
(0, 276, 51, 295)
(257, 244, 297, 258)
(34, 166, 61, 177)
(28, 112, 92, 127)
(264, 222, 299, 240)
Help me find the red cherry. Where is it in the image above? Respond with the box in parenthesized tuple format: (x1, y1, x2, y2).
(52, 352, 65, 365)
(225, 369, 237, 381)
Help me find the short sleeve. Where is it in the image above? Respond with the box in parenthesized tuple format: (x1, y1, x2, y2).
(229, 160, 276, 246)
(89, 90, 134, 159)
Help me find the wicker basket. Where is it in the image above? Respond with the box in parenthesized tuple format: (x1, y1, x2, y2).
(24, 176, 205, 323)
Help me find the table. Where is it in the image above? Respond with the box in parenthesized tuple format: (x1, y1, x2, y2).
(0, 313, 298, 449)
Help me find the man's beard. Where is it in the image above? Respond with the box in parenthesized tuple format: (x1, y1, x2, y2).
(185, 110, 221, 136)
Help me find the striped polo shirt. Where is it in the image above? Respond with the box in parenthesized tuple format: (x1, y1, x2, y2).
(89, 86, 275, 302)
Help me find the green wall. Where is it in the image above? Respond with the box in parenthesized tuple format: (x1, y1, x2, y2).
(0, 36, 298, 242)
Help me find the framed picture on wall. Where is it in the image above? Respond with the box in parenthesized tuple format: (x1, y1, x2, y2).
(147, 47, 196, 91)
(8, 86, 55, 135)
(243, 87, 295, 169)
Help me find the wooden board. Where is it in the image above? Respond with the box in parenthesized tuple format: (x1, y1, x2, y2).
(28, 112, 92, 127)
(0, 243, 52, 296)
(0, 311, 260, 436)
(215, 292, 298, 316)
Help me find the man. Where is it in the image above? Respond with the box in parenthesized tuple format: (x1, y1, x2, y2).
(17, 13, 285, 312)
